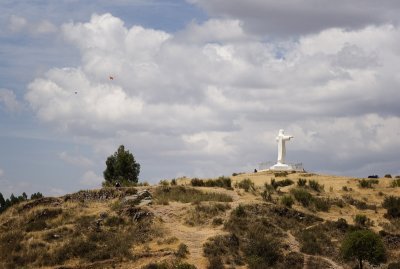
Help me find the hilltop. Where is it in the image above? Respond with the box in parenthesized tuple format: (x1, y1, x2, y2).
(0, 171, 399, 269)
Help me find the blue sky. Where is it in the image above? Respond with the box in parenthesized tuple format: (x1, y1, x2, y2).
(1, 0, 400, 197)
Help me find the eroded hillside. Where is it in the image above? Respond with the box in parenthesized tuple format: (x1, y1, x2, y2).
(1, 171, 400, 269)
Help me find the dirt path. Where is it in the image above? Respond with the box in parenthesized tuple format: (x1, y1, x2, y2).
(150, 189, 242, 268)
(286, 230, 344, 269)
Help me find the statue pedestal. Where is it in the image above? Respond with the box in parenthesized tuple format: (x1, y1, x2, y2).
(270, 163, 294, 171)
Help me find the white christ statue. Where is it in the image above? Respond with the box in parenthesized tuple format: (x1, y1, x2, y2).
(270, 129, 294, 170)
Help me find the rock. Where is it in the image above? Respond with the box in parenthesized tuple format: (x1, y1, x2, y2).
(121, 189, 152, 205)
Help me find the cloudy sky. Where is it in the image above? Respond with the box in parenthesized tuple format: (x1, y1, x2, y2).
(1, 0, 399, 197)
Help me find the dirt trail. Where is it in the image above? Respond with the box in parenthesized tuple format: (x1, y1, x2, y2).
(286, 230, 344, 269)
(151, 189, 242, 268)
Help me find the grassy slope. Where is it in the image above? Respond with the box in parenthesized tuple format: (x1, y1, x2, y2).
(0, 172, 399, 269)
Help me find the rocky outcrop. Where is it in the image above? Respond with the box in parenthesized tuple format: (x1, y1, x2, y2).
(63, 188, 137, 202)
(121, 189, 152, 206)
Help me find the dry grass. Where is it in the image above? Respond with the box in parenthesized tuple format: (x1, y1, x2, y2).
(1, 172, 400, 268)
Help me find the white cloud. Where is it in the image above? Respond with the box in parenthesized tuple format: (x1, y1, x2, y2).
(7, 15, 57, 35)
(8, 15, 27, 32)
(80, 170, 103, 186)
(0, 89, 23, 113)
(190, 0, 400, 36)
(59, 152, 94, 167)
(25, 13, 400, 178)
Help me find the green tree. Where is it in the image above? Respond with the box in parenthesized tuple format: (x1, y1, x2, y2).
(0, 192, 5, 212)
(341, 230, 386, 269)
(103, 145, 140, 183)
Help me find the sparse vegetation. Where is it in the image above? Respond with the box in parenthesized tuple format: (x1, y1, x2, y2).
(297, 178, 307, 187)
(382, 196, 400, 218)
(313, 197, 331, 212)
(308, 180, 324, 192)
(185, 202, 230, 226)
(236, 178, 255, 192)
(291, 188, 313, 207)
(190, 176, 232, 189)
(176, 243, 189, 258)
(271, 178, 294, 189)
(281, 195, 294, 208)
(359, 178, 379, 188)
(390, 179, 400, 188)
(154, 186, 233, 204)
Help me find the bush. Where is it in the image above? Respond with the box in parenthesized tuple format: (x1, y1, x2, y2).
(283, 252, 304, 268)
(281, 195, 294, 208)
(291, 188, 313, 207)
(212, 218, 224, 226)
(308, 180, 323, 192)
(342, 186, 349, 191)
(390, 179, 400, 188)
(359, 178, 379, 188)
(341, 230, 386, 269)
(385, 174, 392, 178)
(234, 204, 246, 217)
(297, 178, 307, 187)
(245, 232, 281, 267)
(171, 179, 177, 185)
(271, 178, 294, 189)
(236, 179, 255, 192)
(299, 230, 322, 255)
(159, 180, 170, 186)
(176, 243, 189, 258)
(191, 177, 232, 189)
(207, 257, 224, 269)
(274, 171, 288, 177)
(313, 197, 330, 212)
(383, 196, 400, 218)
(154, 186, 233, 204)
(354, 214, 368, 227)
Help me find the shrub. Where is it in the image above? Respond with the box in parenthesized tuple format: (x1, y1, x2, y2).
(336, 218, 348, 231)
(297, 178, 307, 187)
(274, 171, 288, 177)
(171, 179, 177, 185)
(236, 179, 255, 192)
(245, 232, 281, 267)
(308, 180, 323, 192)
(291, 188, 313, 207)
(271, 178, 294, 189)
(342, 186, 349, 191)
(341, 230, 386, 269)
(382, 196, 400, 218)
(354, 214, 368, 227)
(313, 197, 330, 212)
(234, 204, 246, 217)
(176, 243, 189, 258)
(212, 217, 224, 226)
(159, 180, 170, 186)
(207, 257, 224, 269)
(299, 230, 322, 255)
(390, 179, 400, 188)
(191, 177, 232, 189)
(359, 178, 379, 188)
(261, 184, 274, 202)
(176, 263, 197, 269)
(385, 174, 392, 178)
(284, 252, 304, 268)
(281, 195, 294, 208)
(154, 186, 233, 204)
